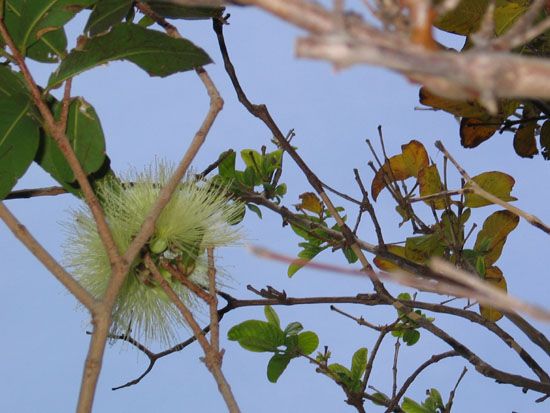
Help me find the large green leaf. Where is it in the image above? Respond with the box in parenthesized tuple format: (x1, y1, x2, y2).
(85, 0, 134, 36)
(267, 354, 291, 383)
(48, 23, 212, 88)
(4, 0, 94, 60)
(25, 28, 68, 63)
(0, 65, 30, 98)
(0, 97, 40, 200)
(227, 320, 285, 352)
(144, 0, 224, 19)
(35, 97, 106, 185)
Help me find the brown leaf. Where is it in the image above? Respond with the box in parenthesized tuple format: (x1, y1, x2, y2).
(479, 266, 507, 322)
(419, 87, 487, 118)
(464, 171, 517, 208)
(460, 118, 499, 148)
(513, 123, 538, 158)
(540, 119, 550, 160)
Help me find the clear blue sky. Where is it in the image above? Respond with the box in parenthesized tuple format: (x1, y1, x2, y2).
(1, 4, 549, 412)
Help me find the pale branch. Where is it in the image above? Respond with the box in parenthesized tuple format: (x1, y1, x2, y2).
(233, 0, 550, 100)
(145, 255, 241, 413)
(434, 141, 550, 235)
(384, 351, 460, 413)
(0, 203, 96, 310)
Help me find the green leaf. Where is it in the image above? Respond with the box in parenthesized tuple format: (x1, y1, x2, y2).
(435, 0, 488, 36)
(371, 392, 390, 406)
(26, 28, 68, 63)
(264, 305, 280, 328)
(297, 331, 319, 355)
(425, 388, 444, 411)
(144, 0, 224, 19)
(0, 65, 31, 98)
(246, 203, 262, 219)
(85, 0, 134, 36)
(464, 171, 517, 208)
(267, 354, 291, 383)
(227, 320, 285, 352)
(0, 97, 40, 200)
(217, 149, 236, 178)
(36, 97, 106, 185)
(284, 321, 303, 336)
(328, 363, 352, 383)
(48, 23, 212, 89)
(288, 243, 328, 277)
(4, 0, 94, 58)
(275, 183, 287, 197)
(402, 397, 432, 413)
(343, 246, 358, 264)
(240, 149, 263, 172)
(350, 347, 368, 381)
(402, 329, 421, 346)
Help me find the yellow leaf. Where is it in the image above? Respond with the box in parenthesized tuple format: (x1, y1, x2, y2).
(373, 245, 407, 272)
(464, 171, 517, 208)
(479, 266, 508, 322)
(371, 140, 428, 200)
(474, 210, 519, 265)
(417, 165, 446, 209)
(494, 0, 530, 37)
(297, 192, 323, 215)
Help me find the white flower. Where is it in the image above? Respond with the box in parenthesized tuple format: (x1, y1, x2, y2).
(64, 161, 243, 345)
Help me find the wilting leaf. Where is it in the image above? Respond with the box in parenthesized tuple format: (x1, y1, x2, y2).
(540, 120, 550, 160)
(479, 266, 508, 321)
(373, 245, 410, 271)
(48, 23, 211, 88)
(417, 164, 446, 209)
(371, 140, 428, 200)
(296, 192, 323, 215)
(513, 122, 538, 158)
(464, 171, 517, 208)
(460, 118, 499, 148)
(474, 210, 519, 265)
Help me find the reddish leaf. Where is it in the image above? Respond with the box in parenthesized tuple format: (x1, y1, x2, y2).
(513, 123, 538, 158)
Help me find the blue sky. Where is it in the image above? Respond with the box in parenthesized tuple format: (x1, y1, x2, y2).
(1, 4, 550, 412)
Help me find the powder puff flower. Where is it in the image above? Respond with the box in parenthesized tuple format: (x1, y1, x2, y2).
(64, 162, 243, 345)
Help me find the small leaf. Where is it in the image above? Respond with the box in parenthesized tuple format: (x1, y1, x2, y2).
(217, 150, 236, 178)
(342, 246, 358, 264)
(464, 171, 517, 208)
(540, 120, 550, 160)
(373, 245, 409, 272)
(227, 320, 285, 352)
(48, 23, 211, 89)
(297, 331, 319, 355)
(371, 392, 390, 406)
(460, 118, 499, 148)
(402, 329, 421, 346)
(288, 243, 328, 277)
(401, 397, 432, 413)
(246, 203, 262, 219)
(328, 363, 352, 384)
(85, 0, 134, 36)
(267, 354, 291, 383)
(296, 192, 323, 215)
(264, 306, 280, 328)
(479, 266, 507, 321)
(513, 122, 538, 158)
(474, 210, 519, 265)
(240, 149, 263, 172)
(350, 347, 368, 381)
(284, 322, 303, 336)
